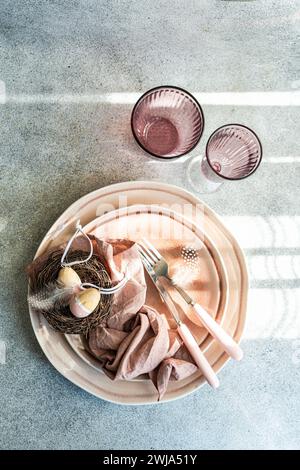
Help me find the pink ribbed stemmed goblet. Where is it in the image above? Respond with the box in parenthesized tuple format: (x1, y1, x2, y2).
(131, 86, 204, 159)
(188, 124, 262, 193)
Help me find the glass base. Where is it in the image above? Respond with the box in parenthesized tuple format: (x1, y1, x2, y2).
(186, 155, 223, 193)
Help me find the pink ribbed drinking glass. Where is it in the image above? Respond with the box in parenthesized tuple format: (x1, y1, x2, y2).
(131, 86, 204, 158)
(206, 124, 262, 180)
(188, 124, 262, 193)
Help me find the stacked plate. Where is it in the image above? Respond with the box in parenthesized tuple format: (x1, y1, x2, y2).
(29, 181, 248, 404)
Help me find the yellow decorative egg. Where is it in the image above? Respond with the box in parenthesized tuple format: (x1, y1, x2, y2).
(69, 288, 101, 318)
(57, 267, 81, 288)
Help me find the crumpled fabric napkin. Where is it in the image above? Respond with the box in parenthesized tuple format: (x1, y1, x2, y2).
(88, 238, 198, 400)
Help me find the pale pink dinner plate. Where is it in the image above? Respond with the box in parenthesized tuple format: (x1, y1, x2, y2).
(65, 205, 229, 375)
(29, 181, 248, 404)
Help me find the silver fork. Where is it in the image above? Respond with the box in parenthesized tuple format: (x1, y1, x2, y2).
(138, 238, 243, 361)
(138, 245, 219, 389)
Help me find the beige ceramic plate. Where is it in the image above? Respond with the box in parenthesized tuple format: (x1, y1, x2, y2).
(29, 181, 248, 404)
(65, 204, 229, 374)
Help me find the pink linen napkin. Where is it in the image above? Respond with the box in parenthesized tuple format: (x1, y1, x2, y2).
(88, 237, 198, 400)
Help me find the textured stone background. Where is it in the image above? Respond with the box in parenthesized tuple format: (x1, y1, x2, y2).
(0, 0, 299, 449)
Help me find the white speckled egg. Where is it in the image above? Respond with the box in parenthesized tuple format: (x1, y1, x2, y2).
(57, 267, 81, 288)
(69, 288, 101, 318)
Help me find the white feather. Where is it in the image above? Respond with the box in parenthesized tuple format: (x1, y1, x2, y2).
(28, 283, 75, 312)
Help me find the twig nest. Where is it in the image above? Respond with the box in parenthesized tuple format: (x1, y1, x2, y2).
(58, 267, 81, 288)
(70, 288, 101, 318)
(27, 248, 113, 335)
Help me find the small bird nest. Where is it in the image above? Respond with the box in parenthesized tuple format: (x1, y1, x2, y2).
(27, 248, 113, 335)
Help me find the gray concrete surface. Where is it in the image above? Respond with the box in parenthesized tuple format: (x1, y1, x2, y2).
(0, 0, 300, 450)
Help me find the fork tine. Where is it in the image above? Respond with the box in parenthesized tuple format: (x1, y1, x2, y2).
(138, 249, 155, 275)
(136, 243, 155, 267)
(142, 238, 162, 261)
(143, 238, 162, 261)
(138, 240, 158, 264)
(139, 253, 153, 272)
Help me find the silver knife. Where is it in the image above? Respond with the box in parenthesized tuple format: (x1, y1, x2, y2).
(140, 256, 220, 389)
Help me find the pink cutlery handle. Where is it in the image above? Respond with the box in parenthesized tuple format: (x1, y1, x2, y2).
(193, 303, 243, 361)
(177, 323, 220, 389)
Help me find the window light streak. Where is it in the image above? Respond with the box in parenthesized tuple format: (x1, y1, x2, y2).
(244, 288, 300, 339)
(0, 341, 6, 365)
(0, 80, 5, 104)
(4, 91, 300, 106)
(222, 216, 300, 249)
(194, 91, 300, 106)
(145, 156, 300, 165)
(262, 156, 300, 163)
(248, 255, 300, 280)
